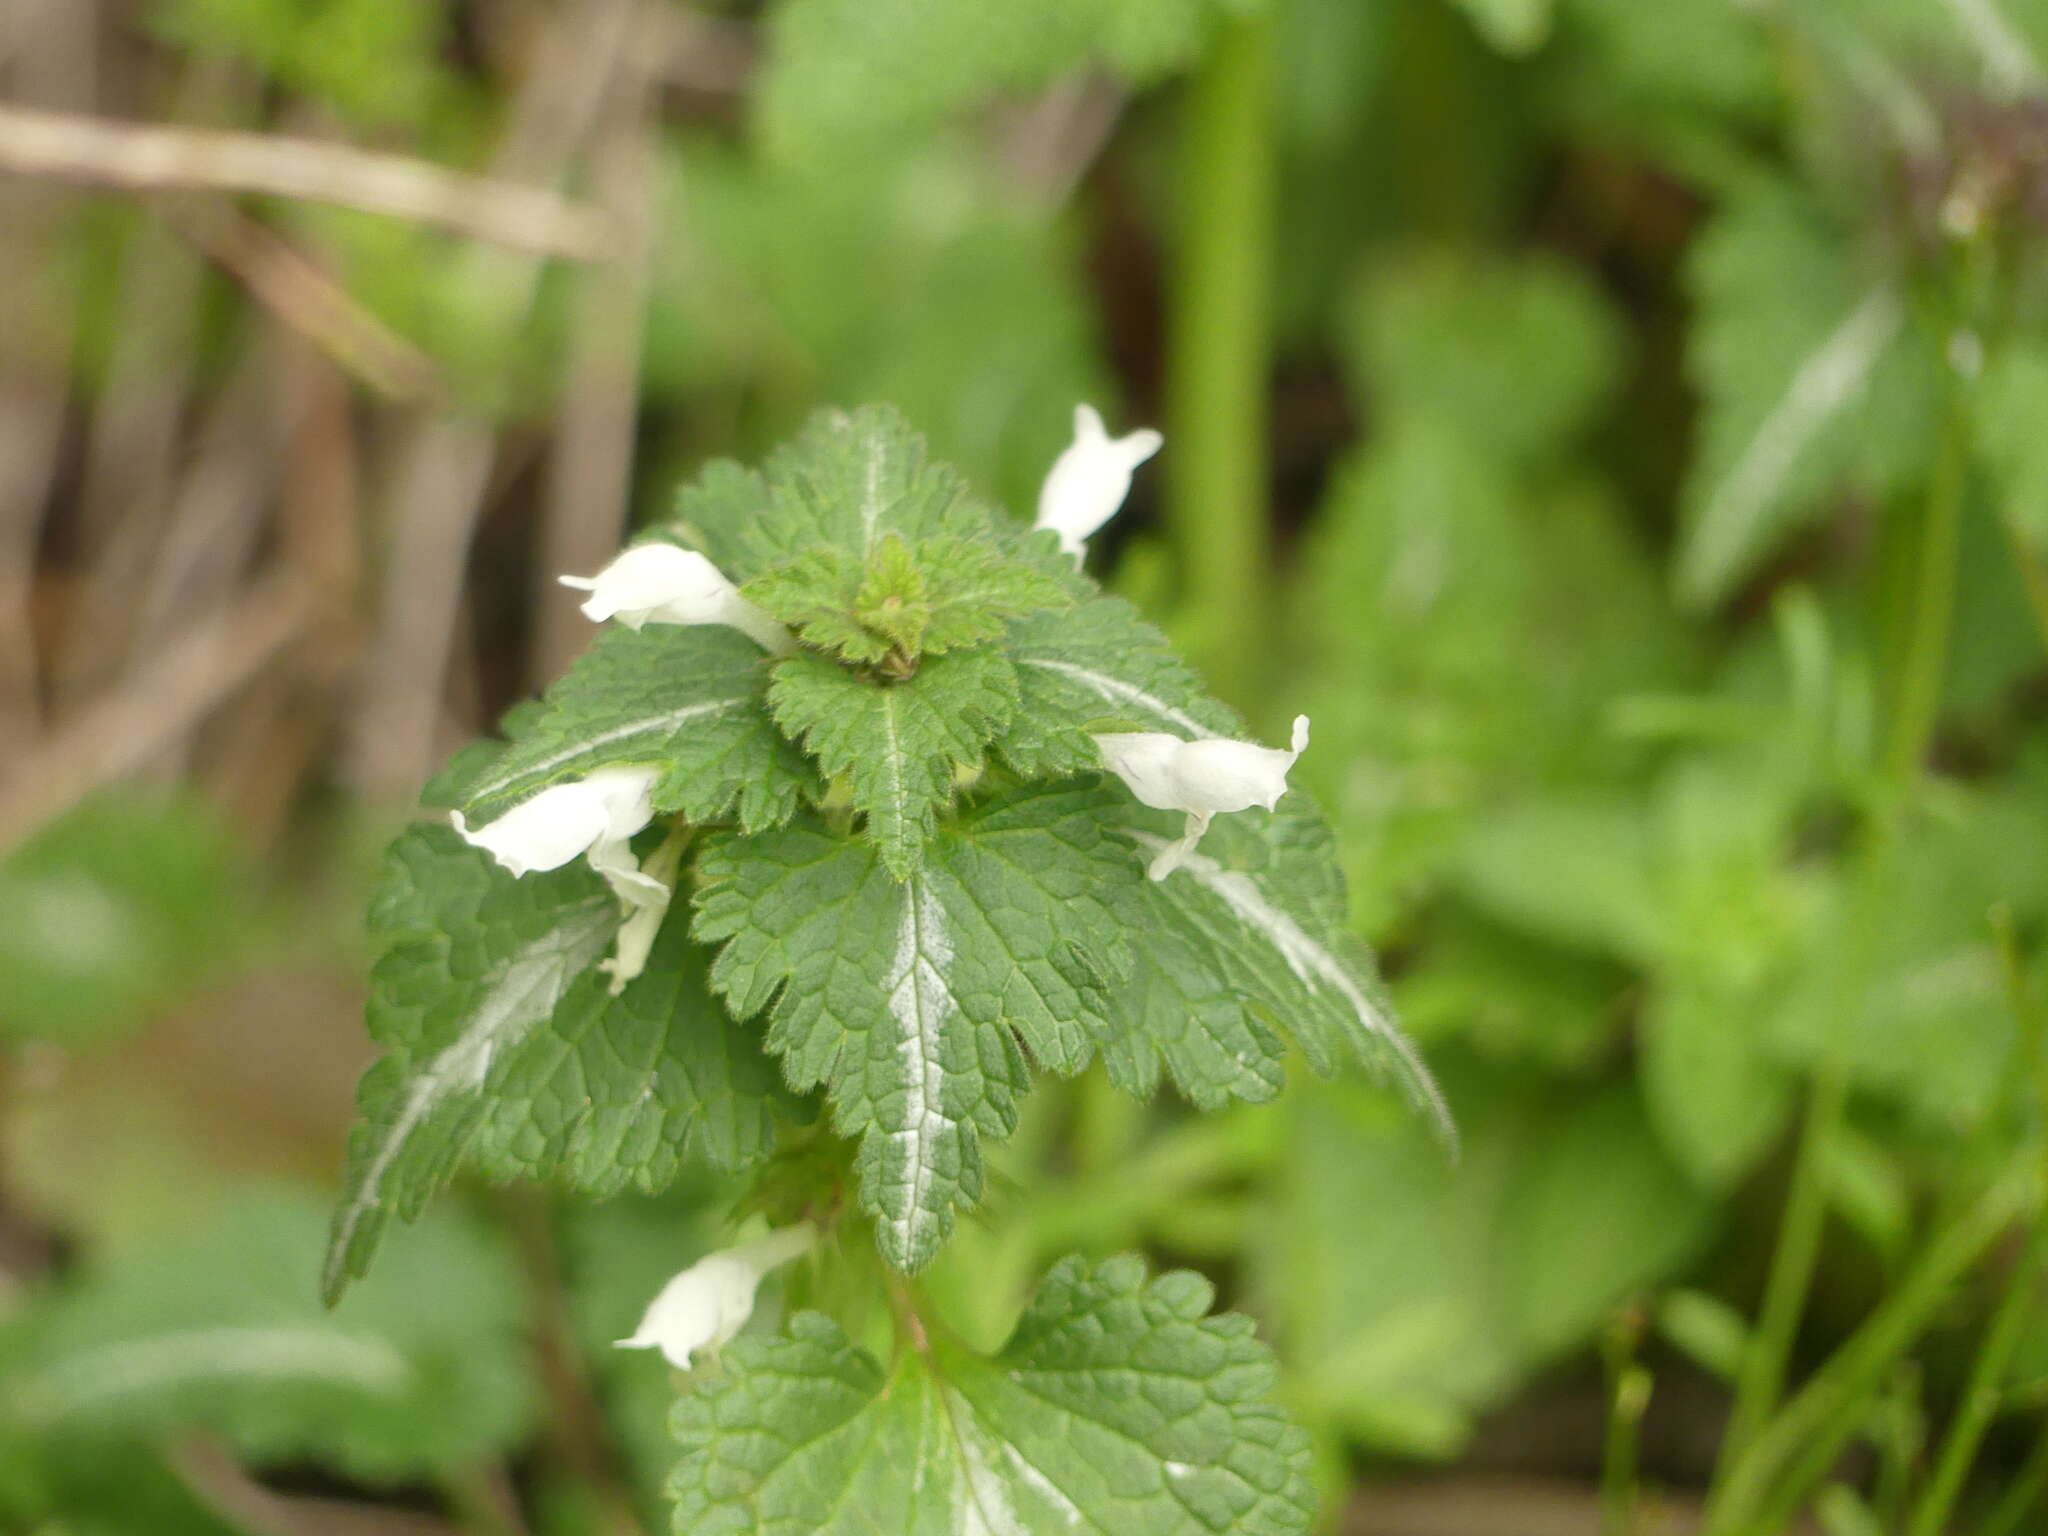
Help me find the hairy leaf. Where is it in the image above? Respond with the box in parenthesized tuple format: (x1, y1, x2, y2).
(1000, 596, 1240, 777)
(1109, 799, 1453, 1141)
(326, 827, 776, 1299)
(767, 647, 1018, 877)
(693, 784, 1137, 1269)
(433, 624, 816, 835)
(669, 1254, 1316, 1535)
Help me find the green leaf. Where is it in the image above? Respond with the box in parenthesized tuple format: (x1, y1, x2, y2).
(767, 647, 1018, 877)
(668, 1254, 1316, 1535)
(1262, 1066, 1713, 1455)
(1641, 982, 1794, 1190)
(434, 623, 817, 835)
(1344, 249, 1623, 467)
(759, 0, 1225, 168)
(1114, 801, 1453, 1138)
(1676, 175, 1932, 607)
(0, 1194, 531, 1481)
(326, 827, 777, 1299)
(693, 784, 1138, 1269)
(999, 595, 1240, 777)
(741, 404, 1000, 574)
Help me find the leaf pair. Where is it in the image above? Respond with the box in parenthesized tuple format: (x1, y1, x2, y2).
(669, 1255, 1316, 1536)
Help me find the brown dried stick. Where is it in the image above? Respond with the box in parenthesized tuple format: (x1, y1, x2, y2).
(0, 102, 616, 259)
(0, 571, 319, 849)
(173, 205, 441, 403)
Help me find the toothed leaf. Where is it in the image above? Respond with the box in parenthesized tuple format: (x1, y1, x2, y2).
(325, 827, 776, 1300)
(433, 625, 817, 835)
(767, 647, 1018, 878)
(668, 1254, 1316, 1536)
(692, 784, 1136, 1269)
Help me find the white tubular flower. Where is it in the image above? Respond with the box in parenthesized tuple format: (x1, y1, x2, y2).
(559, 543, 793, 655)
(614, 1223, 816, 1370)
(1095, 716, 1310, 880)
(1034, 403, 1164, 560)
(451, 764, 673, 989)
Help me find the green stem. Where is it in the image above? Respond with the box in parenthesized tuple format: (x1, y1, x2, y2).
(1710, 343, 1972, 1512)
(1163, 5, 1276, 710)
(1904, 1232, 2041, 1536)
(1708, 1170, 2036, 1534)
(1601, 1309, 1652, 1536)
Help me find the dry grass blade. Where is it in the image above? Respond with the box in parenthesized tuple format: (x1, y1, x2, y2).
(0, 570, 320, 849)
(0, 102, 616, 259)
(173, 205, 442, 403)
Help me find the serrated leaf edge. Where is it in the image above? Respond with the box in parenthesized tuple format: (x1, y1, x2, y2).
(324, 899, 615, 1299)
(1127, 832, 1456, 1149)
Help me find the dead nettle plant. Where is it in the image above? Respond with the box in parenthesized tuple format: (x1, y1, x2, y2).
(325, 402, 1450, 1534)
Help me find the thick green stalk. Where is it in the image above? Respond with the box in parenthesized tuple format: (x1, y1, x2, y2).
(1711, 351, 1972, 1503)
(1163, 7, 1276, 710)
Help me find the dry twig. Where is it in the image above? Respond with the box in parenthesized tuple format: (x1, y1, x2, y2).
(0, 570, 320, 849)
(0, 102, 616, 259)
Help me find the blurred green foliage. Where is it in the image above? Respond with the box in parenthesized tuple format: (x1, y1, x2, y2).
(8, 0, 2048, 1529)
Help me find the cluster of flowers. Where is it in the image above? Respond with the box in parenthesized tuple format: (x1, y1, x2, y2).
(453, 408, 1313, 1368)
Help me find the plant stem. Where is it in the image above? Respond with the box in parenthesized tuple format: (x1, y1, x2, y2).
(1163, 5, 1276, 710)
(1710, 344, 1972, 1509)
(1708, 1169, 2036, 1534)
(1601, 1308, 1652, 1536)
(1904, 1230, 2041, 1536)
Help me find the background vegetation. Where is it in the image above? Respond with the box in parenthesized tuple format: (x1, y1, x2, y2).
(2, 0, 2046, 1531)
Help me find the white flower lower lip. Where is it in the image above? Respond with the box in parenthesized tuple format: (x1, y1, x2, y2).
(614, 1223, 816, 1369)
(1034, 403, 1163, 561)
(560, 543, 794, 653)
(451, 764, 672, 988)
(1094, 715, 1309, 879)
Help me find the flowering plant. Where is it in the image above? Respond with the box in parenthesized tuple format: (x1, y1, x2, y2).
(327, 405, 1446, 1534)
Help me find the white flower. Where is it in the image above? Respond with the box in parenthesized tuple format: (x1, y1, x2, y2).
(451, 764, 673, 989)
(1034, 404, 1163, 560)
(614, 1223, 815, 1369)
(559, 543, 793, 654)
(1094, 716, 1309, 880)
